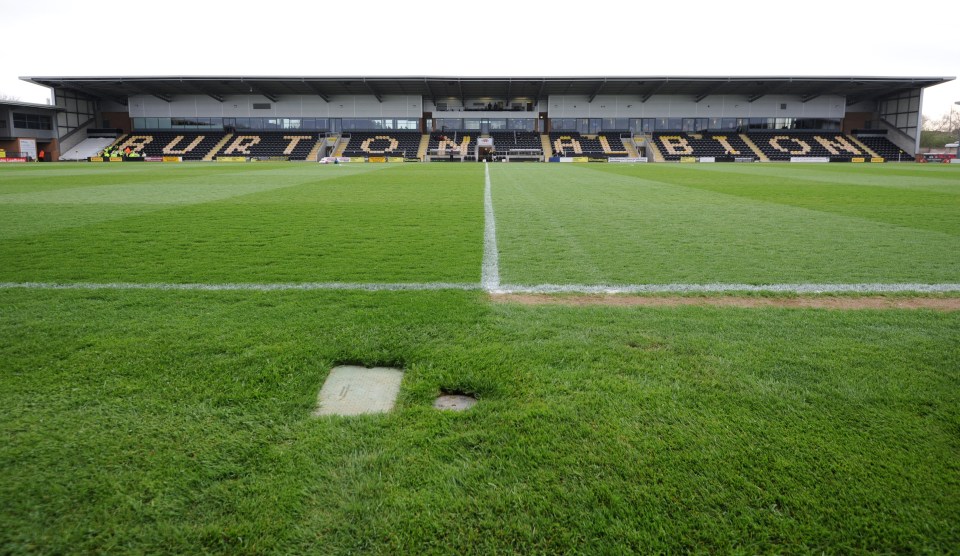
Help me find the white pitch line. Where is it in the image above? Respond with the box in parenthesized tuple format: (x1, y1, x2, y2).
(481, 162, 501, 291)
(493, 283, 960, 294)
(0, 281, 479, 292)
(1, 282, 959, 294)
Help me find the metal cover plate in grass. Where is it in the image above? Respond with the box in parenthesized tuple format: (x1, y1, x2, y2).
(433, 394, 477, 411)
(314, 366, 404, 416)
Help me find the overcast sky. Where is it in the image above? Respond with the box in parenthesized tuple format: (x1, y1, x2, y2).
(2, 0, 958, 120)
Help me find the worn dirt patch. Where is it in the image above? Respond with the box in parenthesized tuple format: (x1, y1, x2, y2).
(491, 294, 960, 311)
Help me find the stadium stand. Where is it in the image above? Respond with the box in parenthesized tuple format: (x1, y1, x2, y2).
(211, 132, 321, 160)
(427, 131, 481, 160)
(60, 137, 116, 161)
(489, 131, 542, 152)
(111, 132, 227, 160)
(853, 131, 911, 161)
(653, 132, 757, 161)
(549, 132, 629, 158)
(747, 131, 869, 161)
(341, 132, 422, 159)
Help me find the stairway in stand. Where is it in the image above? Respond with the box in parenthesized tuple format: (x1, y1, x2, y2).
(540, 134, 553, 157)
(845, 135, 880, 158)
(645, 135, 665, 162)
(740, 134, 769, 162)
(417, 134, 430, 161)
(306, 136, 329, 162)
(203, 134, 234, 161)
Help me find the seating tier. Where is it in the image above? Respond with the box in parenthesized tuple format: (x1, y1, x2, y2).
(549, 132, 628, 158)
(342, 132, 422, 158)
(213, 132, 321, 160)
(489, 131, 542, 152)
(652, 132, 755, 161)
(855, 135, 911, 161)
(747, 132, 868, 161)
(111, 132, 227, 160)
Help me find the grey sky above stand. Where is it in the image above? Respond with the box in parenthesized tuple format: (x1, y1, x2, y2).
(2, 0, 958, 117)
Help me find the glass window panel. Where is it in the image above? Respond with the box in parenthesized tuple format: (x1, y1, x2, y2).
(508, 119, 533, 131)
(437, 118, 462, 130)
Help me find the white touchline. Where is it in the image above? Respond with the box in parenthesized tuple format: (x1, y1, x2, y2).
(2, 282, 959, 294)
(493, 283, 960, 294)
(0, 282, 479, 292)
(481, 162, 501, 291)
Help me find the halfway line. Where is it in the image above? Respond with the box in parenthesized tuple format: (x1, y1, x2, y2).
(481, 162, 501, 290)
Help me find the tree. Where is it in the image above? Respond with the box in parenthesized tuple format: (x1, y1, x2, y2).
(0, 92, 21, 101)
(922, 109, 960, 133)
(920, 130, 956, 149)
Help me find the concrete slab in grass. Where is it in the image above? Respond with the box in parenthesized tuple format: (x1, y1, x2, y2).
(434, 394, 477, 411)
(314, 366, 404, 416)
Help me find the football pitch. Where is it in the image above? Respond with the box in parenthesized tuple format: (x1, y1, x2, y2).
(1, 162, 959, 553)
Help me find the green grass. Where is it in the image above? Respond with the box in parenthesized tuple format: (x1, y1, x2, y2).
(493, 163, 960, 284)
(0, 163, 483, 283)
(2, 289, 958, 554)
(1, 162, 959, 553)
